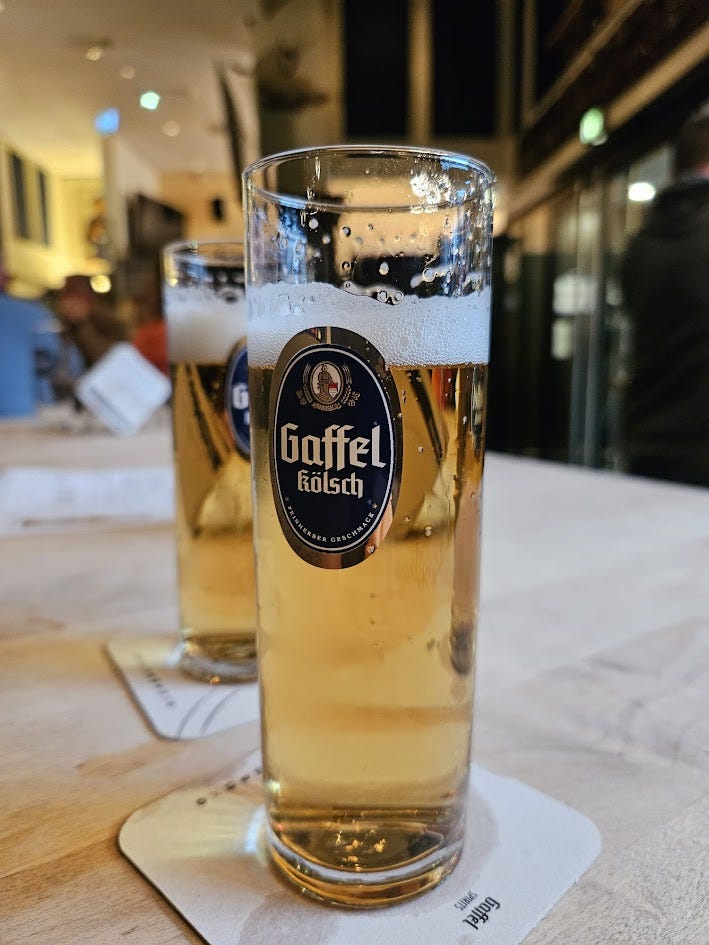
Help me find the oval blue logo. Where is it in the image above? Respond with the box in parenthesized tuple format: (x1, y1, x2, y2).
(225, 342, 250, 457)
(270, 328, 401, 568)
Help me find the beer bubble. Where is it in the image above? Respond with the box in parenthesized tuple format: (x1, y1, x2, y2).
(308, 218, 319, 230)
(423, 525, 433, 537)
(379, 261, 390, 275)
(322, 233, 331, 244)
(342, 226, 351, 236)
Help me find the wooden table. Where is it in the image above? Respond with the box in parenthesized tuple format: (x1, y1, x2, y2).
(1, 417, 707, 944)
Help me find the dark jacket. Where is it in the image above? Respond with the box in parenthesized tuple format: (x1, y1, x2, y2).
(622, 177, 709, 487)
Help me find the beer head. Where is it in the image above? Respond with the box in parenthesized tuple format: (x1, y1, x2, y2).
(162, 240, 246, 363)
(246, 283, 491, 368)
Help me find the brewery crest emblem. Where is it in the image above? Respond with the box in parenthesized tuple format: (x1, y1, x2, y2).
(297, 360, 360, 411)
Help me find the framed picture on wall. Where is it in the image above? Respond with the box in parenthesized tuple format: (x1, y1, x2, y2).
(7, 150, 51, 246)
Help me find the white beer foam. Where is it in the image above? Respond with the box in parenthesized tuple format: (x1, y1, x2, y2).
(164, 286, 247, 362)
(247, 282, 491, 367)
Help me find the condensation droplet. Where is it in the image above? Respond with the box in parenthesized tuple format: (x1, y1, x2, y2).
(401, 389, 407, 403)
(379, 261, 389, 276)
(417, 446, 424, 453)
(403, 515, 411, 524)
(377, 290, 387, 302)
(367, 223, 374, 231)
(394, 291, 403, 302)
(423, 267, 434, 283)
(308, 218, 319, 230)
(366, 544, 376, 555)
(355, 236, 363, 247)
(322, 233, 331, 244)
(423, 525, 433, 537)
(462, 415, 468, 424)
(342, 261, 351, 270)
(342, 226, 351, 236)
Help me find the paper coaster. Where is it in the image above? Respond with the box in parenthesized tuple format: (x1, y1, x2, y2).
(106, 634, 259, 739)
(119, 750, 601, 944)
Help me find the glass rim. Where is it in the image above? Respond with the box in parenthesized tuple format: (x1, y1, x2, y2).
(162, 238, 244, 265)
(242, 144, 494, 213)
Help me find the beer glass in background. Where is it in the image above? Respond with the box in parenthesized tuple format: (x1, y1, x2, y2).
(162, 240, 256, 682)
(244, 147, 493, 905)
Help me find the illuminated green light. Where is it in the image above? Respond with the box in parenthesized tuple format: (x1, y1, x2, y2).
(140, 90, 161, 111)
(579, 108, 606, 146)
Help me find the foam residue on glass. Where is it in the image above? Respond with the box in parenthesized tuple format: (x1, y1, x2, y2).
(247, 281, 491, 368)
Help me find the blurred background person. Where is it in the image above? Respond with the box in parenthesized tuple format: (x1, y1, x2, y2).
(131, 267, 168, 377)
(622, 106, 709, 488)
(57, 274, 128, 368)
(0, 253, 57, 418)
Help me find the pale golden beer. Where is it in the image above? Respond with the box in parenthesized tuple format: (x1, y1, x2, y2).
(249, 361, 485, 901)
(244, 146, 493, 904)
(163, 242, 256, 682)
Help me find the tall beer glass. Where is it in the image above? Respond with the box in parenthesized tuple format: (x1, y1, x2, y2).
(244, 147, 493, 905)
(162, 240, 256, 682)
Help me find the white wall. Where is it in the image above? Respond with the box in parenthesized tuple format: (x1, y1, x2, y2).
(102, 135, 160, 261)
(0, 137, 106, 294)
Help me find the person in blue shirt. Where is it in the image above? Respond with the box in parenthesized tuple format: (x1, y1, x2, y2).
(0, 255, 82, 418)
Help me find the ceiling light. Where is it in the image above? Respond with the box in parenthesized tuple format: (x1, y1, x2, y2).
(162, 121, 180, 137)
(120, 65, 136, 80)
(90, 274, 112, 294)
(86, 45, 106, 62)
(139, 90, 160, 111)
(94, 108, 120, 136)
(628, 181, 656, 203)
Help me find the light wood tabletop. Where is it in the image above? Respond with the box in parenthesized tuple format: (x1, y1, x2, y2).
(1, 416, 707, 944)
